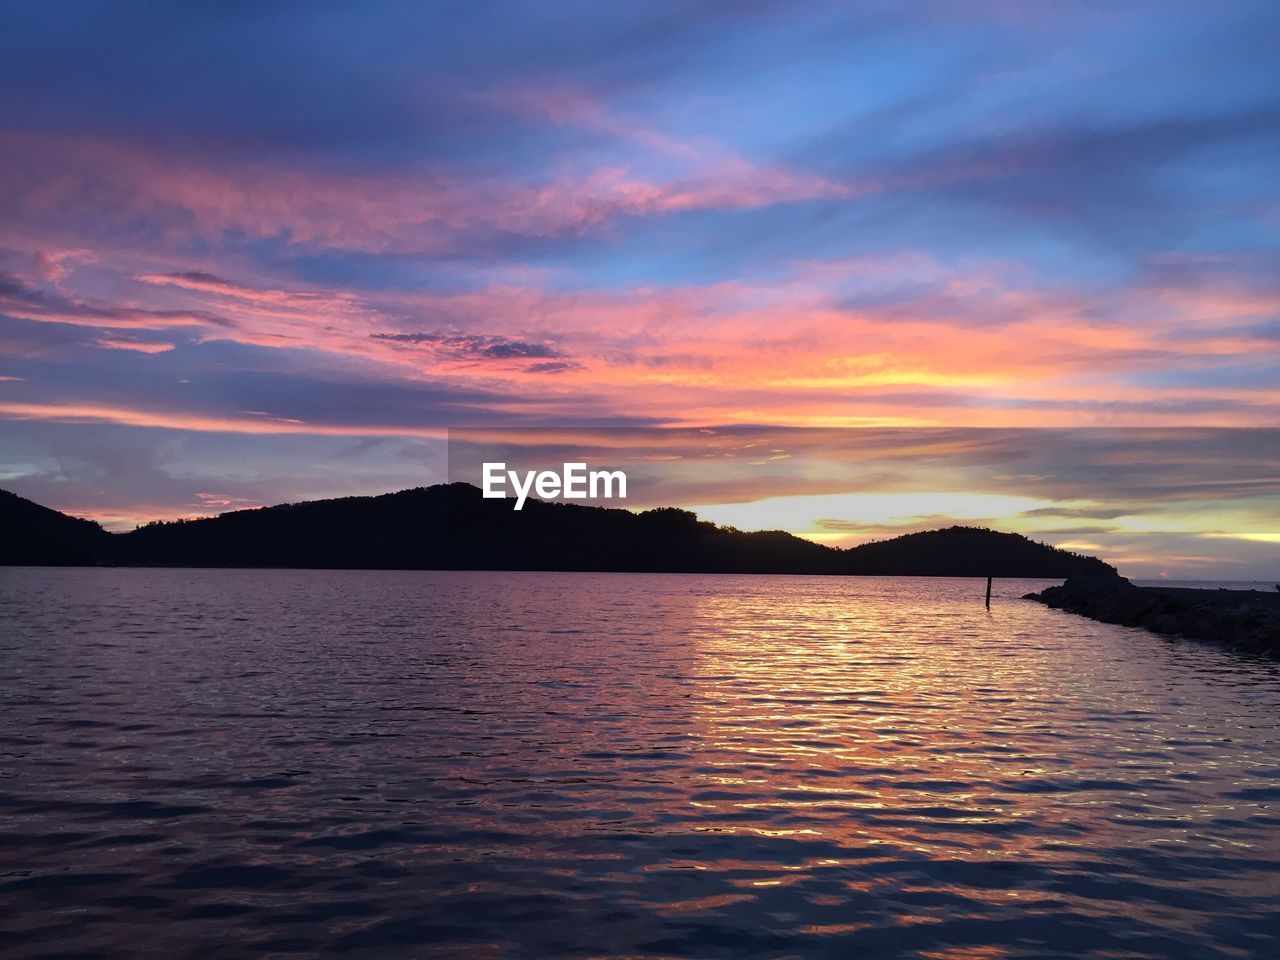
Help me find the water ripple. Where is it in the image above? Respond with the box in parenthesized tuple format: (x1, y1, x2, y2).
(2, 568, 1279, 958)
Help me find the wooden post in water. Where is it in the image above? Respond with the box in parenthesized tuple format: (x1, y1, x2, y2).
(985, 575, 992, 609)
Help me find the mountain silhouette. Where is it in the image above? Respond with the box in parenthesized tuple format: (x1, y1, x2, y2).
(0, 483, 1118, 577)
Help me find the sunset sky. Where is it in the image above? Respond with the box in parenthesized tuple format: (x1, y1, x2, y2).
(1, 2, 1277, 577)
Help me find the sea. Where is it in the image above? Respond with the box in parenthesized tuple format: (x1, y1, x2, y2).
(2, 568, 1279, 958)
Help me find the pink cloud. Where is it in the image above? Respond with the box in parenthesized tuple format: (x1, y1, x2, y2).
(5, 236, 1278, 432)
(196, 492, 259, 509)
(2, 130, 857, 255)
(0, 400, 450, 437)
(95, 338, 175, 353)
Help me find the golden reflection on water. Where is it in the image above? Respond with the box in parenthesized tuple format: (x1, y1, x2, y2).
(640, 575, 1280, 948)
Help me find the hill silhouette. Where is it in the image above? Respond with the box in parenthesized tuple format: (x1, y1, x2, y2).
(841, 525, 1113, 578)
(0, 483, 1118, 577)
(0, 489, 108, 566)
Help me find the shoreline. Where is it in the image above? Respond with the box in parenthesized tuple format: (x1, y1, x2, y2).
(1025, 577, 1280, 654)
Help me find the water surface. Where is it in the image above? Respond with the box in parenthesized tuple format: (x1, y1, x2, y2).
(3, 569, 1279, 958)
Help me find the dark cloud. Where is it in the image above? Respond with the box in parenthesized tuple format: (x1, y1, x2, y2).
(814, 515, 1014, 535)
(167, 271, 224, 285)
(371, 331, 568, 362)
(0, 271, 234, 331)
(525, 360, 581, 374)
(1028, 525, 1122, 536)
(1021, 506, 1134, 520)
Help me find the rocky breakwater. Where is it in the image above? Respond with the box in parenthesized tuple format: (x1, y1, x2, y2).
(1025, 577, 1280, 654)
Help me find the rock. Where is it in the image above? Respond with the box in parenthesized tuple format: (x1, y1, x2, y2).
(1025, 577, 1280, 655)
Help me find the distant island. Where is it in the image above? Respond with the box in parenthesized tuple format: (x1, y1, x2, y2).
(0, 483, 1118, 578)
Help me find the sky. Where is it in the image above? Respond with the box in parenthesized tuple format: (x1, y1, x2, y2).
(0, 1, 1277, 577)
